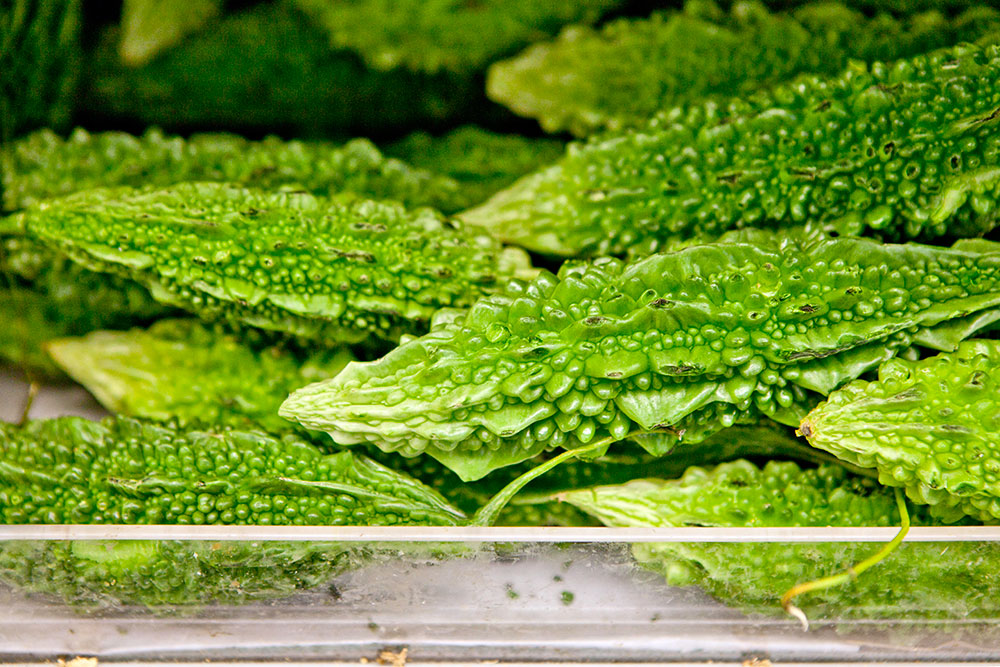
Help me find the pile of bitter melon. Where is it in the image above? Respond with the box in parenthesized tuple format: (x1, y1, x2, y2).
(3, 0, 1000, 619)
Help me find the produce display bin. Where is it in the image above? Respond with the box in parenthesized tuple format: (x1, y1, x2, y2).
(3, 357, 999, 663)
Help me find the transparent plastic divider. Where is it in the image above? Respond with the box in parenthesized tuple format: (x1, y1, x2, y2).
(3, 524, 1000, 541)
(3, 527, 1000, 661)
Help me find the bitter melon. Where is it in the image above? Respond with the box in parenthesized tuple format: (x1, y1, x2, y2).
(0, 416, 464, 606)
(385, 126, 565, 210)
(45, 319, 354, 435)
(802, 339, 1000, 523)
(488, 1, 1000, 136)
(280, 232, 1000, 480)
(291, 0, 624, 75)
(8, 183, 532, 345)
(558, 459, 1000, 619)
(464, 41, 1000, 257)
(2, 127, 464, 214)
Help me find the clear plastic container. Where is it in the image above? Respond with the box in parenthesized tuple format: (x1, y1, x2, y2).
(4, 525, 1000, 663)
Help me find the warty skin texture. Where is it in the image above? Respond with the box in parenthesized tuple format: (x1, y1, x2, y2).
(0, 416, 465, 527)
(558, 459, 1000, 619)
(802, 339, 1000, 523)
(280, 232, 1000, 481)
(487, 1, 1000, 137)
(8, 182, 532, 345)
(464, 42, 1000, 258)
(1, 127, 465, 215)
(0, 416, 464, 608)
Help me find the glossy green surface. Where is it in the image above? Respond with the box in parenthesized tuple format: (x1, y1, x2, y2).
(803, 339, 1000, 523)
(2, 127, 464, 214)
(10, 183, 531, 344)
(465, 42, 1000, 257)
(281, 232, 1000, 480)
(488, 2, 1000, 136)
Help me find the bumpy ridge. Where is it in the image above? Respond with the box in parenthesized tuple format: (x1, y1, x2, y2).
(803, 339, 1000, 523)
(281, 233, 1000, 480)
(465, 41, 1000, 257)
(11, 183, 531, 344)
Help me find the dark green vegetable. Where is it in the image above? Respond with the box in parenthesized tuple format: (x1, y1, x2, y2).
(802, 339, 1000, 523)
(0, 416, 464, 606)
(0, 0, 81, 139)
(45, 319, 353, 435)
(464, 41, 1000, 257)
(81, 2, 483, 136)
(7, 183, 532, 345)
(280, 232, 1000, 480)
(385, 126, 565, 210)
(488, 2, 1000, 136)
(558, 459, 1000, 619)
(291, 0, 624, 75)
(1, 127, 464, 214)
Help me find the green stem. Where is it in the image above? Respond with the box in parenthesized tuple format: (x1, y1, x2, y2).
(470, 437, 614, 527)
(781, 486, 910, 631)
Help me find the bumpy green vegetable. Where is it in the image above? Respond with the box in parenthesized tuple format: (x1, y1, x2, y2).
(385, 126, 565, 210)
(558, 459, 1000, 618)
(802, 339, 1000, 523)
(0, 0, 81, 139)
(9, 183, 531, 345)
(280, 232, 1000, 480)
(45, 319, 353, 435)
(2, 127, 464, 214)
(487, 0, 1000, 136)
(489, 2, 1000, 136)
(291, 0, 623, 75)
(0, 416, 464, 526)
(465, 41, 1000, 257)
(82, 2, 483, 135)
(118, 0, 221, 67)
(0, 416, 464, 606)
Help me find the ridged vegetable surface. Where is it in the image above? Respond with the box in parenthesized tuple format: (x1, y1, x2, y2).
(280, 232, 1000, 480)
(385, 126, 565, 211)
(0, 0, 81, 139)
(291, 0, 623, 74)
(0, 416, 464, 607)
(488, 2, 1000, 136)
(0, 416, 464, 526)
(2, 127, 464, 214)
(7, 183, 531, 345)
(464, 42, 1000, 257)
(81, 2, 483, 135)
(45, 319, 353, 435)
(802, 339, 1000, 523)
(558, 459, 1000, 618)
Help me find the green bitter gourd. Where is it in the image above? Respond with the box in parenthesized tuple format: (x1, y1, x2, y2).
(280, 232, 1000, 481)
(487, 1, 1000, 136)
(802, 338, 1000, 523)
(464, 41, 1000, 257)
(558, 459, 1000, 619)
(7, 182, 532, 345)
